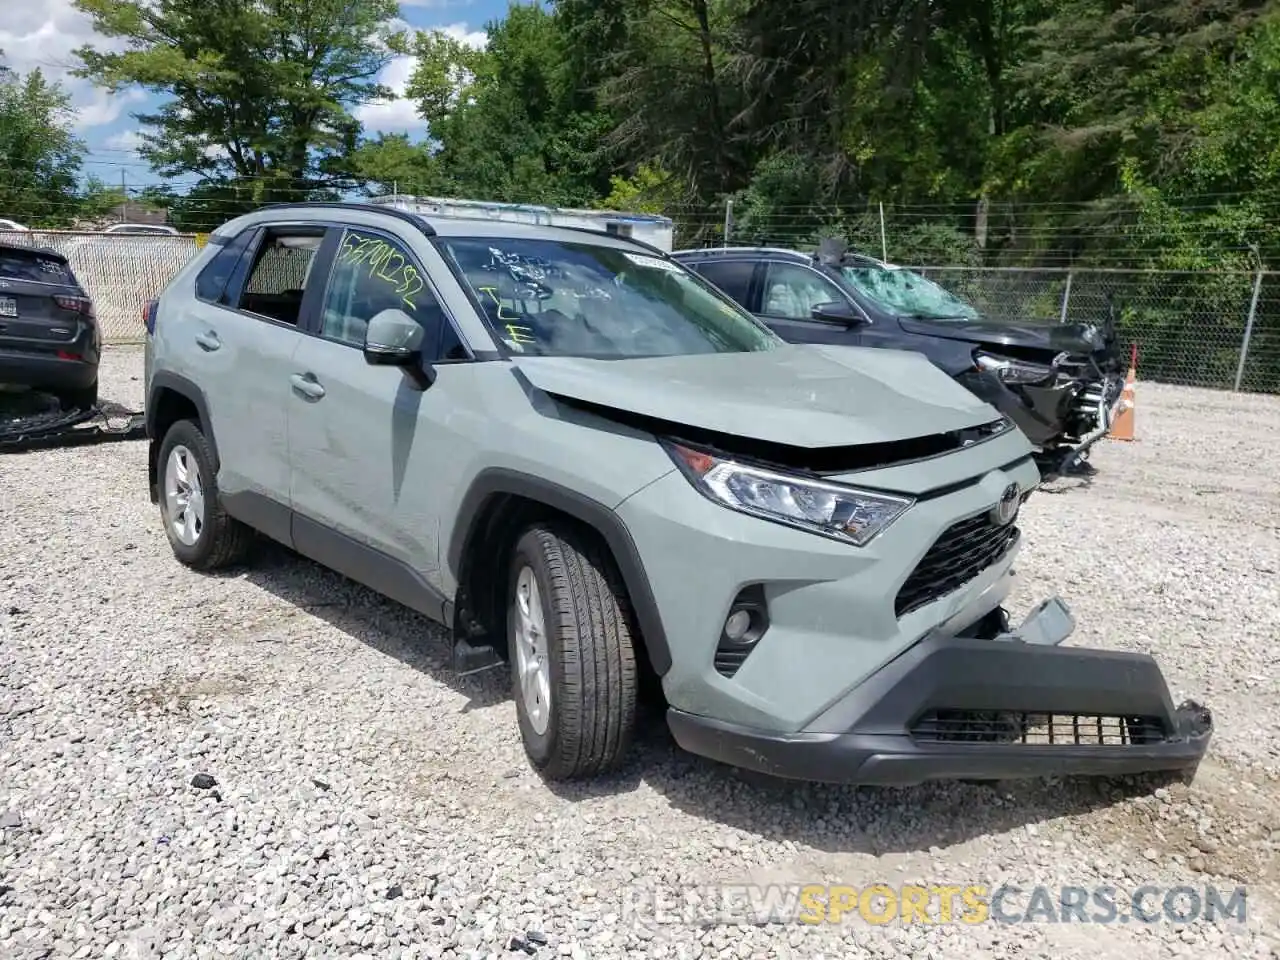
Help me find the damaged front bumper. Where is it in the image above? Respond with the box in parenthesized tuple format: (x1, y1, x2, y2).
(957, 369, 1126, 475)
(666, 596, 1212, 786)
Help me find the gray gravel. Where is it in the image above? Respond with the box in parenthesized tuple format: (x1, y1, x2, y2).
(1, 347, 1278, 959)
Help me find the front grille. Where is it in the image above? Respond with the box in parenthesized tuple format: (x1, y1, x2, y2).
(895, 512, 1019, 617)
(911, 710, 1167, 746)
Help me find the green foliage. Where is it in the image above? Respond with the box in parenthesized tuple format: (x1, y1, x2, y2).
(0, 58, 101, 228)
(71, 0, 404, 202)
(23, 0, 1280, 387)
(595, 163, 681, 214)
(395, 4, 615, 206)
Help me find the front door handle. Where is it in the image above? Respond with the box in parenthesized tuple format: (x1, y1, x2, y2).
(290, 372, 326, 401)
(195, 330, 221, 352)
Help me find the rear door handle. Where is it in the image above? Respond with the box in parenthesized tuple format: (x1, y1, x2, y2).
(290, 372, 326, 400)
(195, 330, 221, 352)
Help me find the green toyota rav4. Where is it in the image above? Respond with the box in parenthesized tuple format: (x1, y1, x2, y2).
(143, 202, 1212, 784)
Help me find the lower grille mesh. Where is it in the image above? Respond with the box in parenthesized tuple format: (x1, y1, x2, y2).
(911, 710, 1166, 746)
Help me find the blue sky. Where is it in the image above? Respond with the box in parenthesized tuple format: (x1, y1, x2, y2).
(0, 0, 511, 192)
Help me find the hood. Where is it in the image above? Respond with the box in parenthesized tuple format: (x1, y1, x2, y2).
(509, 343, 1002, 449)
(898, 316, 1114, 355)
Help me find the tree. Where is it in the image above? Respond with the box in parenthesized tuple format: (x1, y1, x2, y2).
(71, 0, 405, 210)
(0, 57, 93, 228)
(400, 3, 615, 206)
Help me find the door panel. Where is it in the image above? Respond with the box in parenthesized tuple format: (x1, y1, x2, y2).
(199, 226, 326, 512)
(287, 226, 461, 590)
(287, 335, 447, 581)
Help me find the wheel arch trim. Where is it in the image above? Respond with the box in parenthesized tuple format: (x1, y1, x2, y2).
(147, 372, 218, 500)
(447, 468, 673, 676)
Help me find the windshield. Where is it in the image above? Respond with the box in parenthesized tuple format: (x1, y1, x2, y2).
(839, 263, 981, 321)
(438, 236, 782, 358)
(0, 250, 73, 284)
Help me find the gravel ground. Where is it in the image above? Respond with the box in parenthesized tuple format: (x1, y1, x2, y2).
(2, 347, 1278, 960)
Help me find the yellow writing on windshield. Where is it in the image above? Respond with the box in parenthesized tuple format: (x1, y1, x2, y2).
(505, 323, 536, 344)
(339, 234, 425, 310)
(477, 285, 523, 322)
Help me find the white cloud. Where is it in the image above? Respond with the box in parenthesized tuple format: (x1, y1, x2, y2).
(0, 0, 139, 129)
(355, 22, 487, 135)
(102, 129, 145, 153)
(398, 0, 473, 7)
(439, 23, 488, 49)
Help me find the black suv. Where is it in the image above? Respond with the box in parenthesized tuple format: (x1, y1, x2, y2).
(673, 242, 1126, 476)
(0, 241, 101, 411)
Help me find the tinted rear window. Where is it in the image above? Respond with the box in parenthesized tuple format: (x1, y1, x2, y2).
(0, 250, 74, 284)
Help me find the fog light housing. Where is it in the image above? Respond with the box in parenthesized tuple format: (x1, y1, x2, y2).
(714, 585, 769, 678)
(723, 609, 752, 642)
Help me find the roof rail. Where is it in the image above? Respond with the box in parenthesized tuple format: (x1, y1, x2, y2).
(259, 201, 437, 236)
(256, 200, 682, 255)
(673, 246, 808, 259)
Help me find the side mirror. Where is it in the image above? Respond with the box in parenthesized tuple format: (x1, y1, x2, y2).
(810, 300, 861, 325)
(363, 308, 435, 389)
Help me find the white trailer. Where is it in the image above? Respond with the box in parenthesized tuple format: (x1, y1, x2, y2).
(366, 194, 675, 253)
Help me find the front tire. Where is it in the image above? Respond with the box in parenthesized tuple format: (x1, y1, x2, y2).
(507, 524, 639, 780)
(157, 419, 253, 570)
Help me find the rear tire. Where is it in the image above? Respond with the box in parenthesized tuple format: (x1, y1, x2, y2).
(157, 418, 253, 570)
(57, 379, 98, 412)
(507, 524, 639, 780)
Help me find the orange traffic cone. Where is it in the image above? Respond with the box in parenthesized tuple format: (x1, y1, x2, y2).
(1108, 344, 1137, 442)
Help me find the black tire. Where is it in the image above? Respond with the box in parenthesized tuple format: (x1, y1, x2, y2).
(57, 380, 98, 412)
(156, 418, 253, 570)
(507, 524, 639, 780)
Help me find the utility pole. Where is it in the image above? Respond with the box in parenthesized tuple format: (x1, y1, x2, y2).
(121, 171, 129, 223)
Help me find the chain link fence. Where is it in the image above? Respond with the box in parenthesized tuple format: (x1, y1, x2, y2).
(914, 267, 1279, 393)
(4, 227, 1278, 393)
(1, 229, 200, 344)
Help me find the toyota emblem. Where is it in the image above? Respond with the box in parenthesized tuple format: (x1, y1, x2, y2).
(990, 483, 1021, 527)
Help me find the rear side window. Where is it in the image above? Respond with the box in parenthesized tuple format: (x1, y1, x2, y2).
(233, 228, 325, 326)
(0, 249, 74, 285)
(690, 259, 756, 309)
(195, 230, 256, 303)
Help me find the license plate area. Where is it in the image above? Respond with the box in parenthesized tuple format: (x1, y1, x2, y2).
(0, 297, 15, 318)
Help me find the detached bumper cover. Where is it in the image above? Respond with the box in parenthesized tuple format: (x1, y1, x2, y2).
(667, 601, 1212, 786)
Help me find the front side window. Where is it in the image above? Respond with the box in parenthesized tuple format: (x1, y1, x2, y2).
(437, 237, 780, 358)
(320, 229, 449, 352)
(840, 264, 981, 321)
(760, 262, 848, 320)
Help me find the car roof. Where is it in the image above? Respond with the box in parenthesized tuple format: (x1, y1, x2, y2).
(0, 240, 67, 261)
(674, 245, 897, 269)
(232, 202, 668, 255)
(673, 246, 812, 263)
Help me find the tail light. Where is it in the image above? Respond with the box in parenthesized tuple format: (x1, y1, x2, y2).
(143, 299, 159, 335)
(55, 295, 95, 317)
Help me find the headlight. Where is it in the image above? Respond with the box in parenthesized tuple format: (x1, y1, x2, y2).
(662, 441, 914, 546)
(975, 351, 1053, 385)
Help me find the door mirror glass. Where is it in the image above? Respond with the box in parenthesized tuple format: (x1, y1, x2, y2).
(363, 308, 425, 366)
(810, 300, 861, 325)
